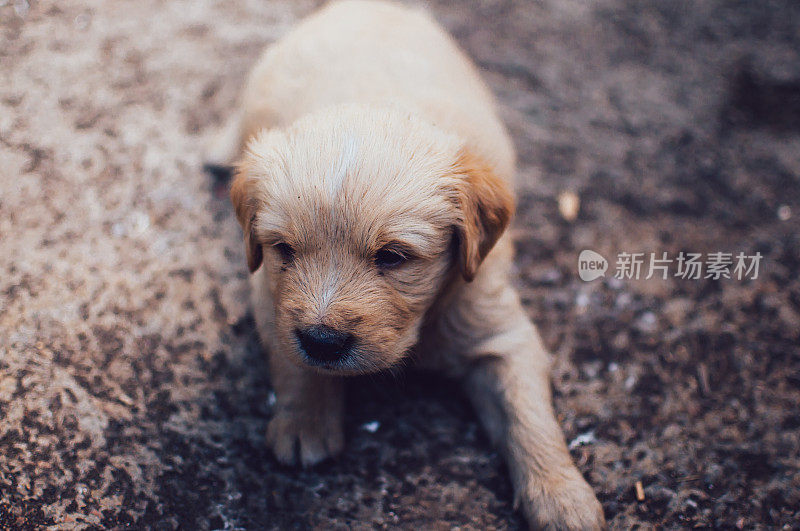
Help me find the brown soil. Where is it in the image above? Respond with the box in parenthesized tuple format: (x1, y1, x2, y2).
(1, 0, 799, 528)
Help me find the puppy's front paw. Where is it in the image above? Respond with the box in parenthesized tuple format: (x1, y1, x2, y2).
(517, 473, 605, 530)
(266, 408, 344, 467)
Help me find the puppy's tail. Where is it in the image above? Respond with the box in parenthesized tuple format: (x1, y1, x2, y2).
(203, 109, 244, 182)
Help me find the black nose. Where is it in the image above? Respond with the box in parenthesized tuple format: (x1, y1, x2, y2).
(294, 325, 354, 363)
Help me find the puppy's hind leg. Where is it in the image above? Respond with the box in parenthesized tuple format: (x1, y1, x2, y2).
(203, 109, 244, 181)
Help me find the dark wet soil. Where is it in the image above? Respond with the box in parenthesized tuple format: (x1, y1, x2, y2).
(1, 0, 799, 528)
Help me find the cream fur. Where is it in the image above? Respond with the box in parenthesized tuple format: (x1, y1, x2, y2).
(212, 1, 605, 529)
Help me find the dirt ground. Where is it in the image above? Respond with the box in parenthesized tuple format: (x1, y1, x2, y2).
(2, 0, 799, 528)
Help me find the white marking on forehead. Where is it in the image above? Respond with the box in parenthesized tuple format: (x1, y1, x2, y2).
(325, 134, 359, 198)
(314, 266, 340, 319)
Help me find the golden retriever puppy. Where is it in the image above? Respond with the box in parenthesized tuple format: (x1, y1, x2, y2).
(208, 1, 604, 528)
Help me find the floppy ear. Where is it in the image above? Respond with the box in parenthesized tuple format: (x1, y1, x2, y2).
(454, 149, 515, 282)
(230, 162, 264, 273)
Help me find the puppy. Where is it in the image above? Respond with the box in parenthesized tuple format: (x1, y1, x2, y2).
(209, 1, 605, 528)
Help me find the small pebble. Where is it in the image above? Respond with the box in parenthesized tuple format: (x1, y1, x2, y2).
(635, 480, 645, 501)
(74, 12, 91, 31)
(615, 292, 632, 308)
(584, 361, 601, 379)
(13, 0, 28, 17)
(130, 211, 150, 235)
(635, 311, 657, 333)
(361, 421, 380, 433)
(568, 430, 596, 449)
(540, 268, 562, 284)
(558, 191, 580, 222)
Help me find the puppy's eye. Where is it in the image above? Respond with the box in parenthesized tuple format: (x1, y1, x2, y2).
(375, 248, 407, 269)
(273, 242, 295, 262)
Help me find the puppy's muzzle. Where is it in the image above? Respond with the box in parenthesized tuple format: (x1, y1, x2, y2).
(294, 325, 354, 365)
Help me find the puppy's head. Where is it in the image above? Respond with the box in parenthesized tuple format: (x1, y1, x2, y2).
(231, 105, 513, 374)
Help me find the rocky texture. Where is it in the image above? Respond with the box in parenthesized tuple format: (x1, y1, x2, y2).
(1, 0, 799, 528)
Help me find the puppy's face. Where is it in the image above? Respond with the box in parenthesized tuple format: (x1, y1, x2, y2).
(231, 106, 513, 374)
